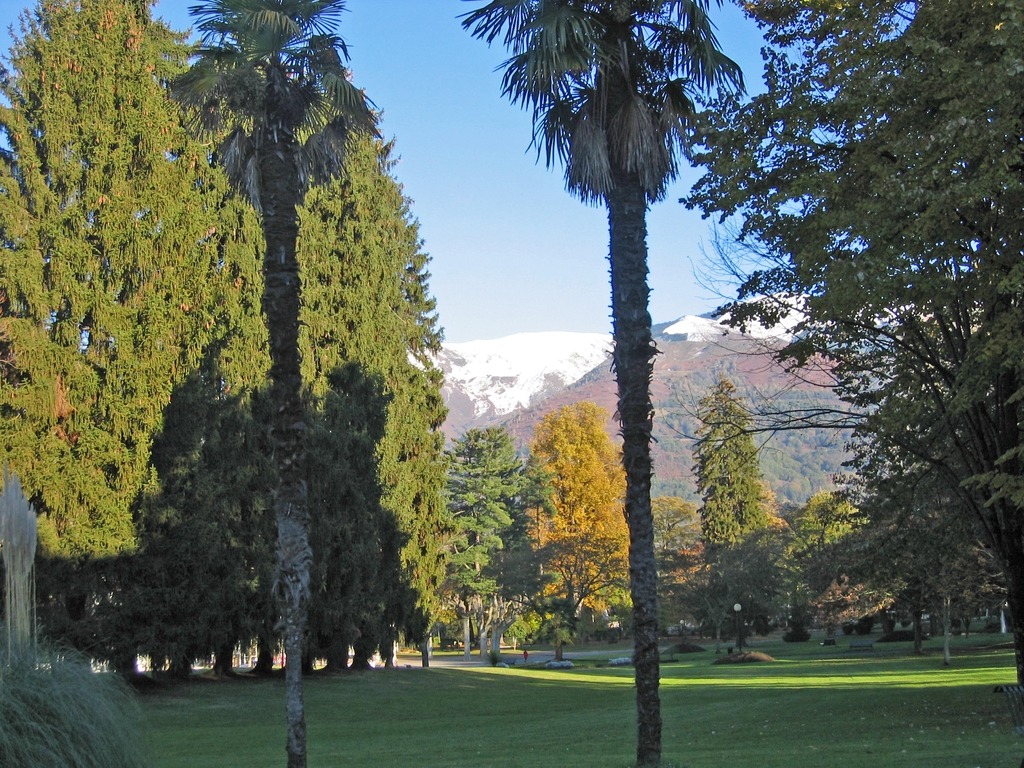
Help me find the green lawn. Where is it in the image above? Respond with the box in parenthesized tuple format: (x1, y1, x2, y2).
(141, 636, 1022, 767)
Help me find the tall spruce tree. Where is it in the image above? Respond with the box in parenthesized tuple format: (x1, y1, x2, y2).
(297, 132, 448, 666)
(694, 376, 772, 545)
(0, 0, 251, 557)
(103, 132, 446, 676)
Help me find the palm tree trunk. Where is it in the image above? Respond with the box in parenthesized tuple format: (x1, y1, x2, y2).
(607, 169, 661, 767)
(261, 107, 311, 768)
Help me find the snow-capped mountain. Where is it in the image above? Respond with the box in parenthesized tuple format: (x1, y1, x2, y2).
(437, 303, 803, 437)
(660, 300, 804, 343)
(436, 301, 846, 504)
(437, 332, 612, 433)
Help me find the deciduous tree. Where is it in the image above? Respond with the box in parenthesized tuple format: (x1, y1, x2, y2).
(689, 0, 1024, 681)
(531, 402, 629, 617)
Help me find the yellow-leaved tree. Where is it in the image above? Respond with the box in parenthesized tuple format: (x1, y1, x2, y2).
(531, 402, 629, 620)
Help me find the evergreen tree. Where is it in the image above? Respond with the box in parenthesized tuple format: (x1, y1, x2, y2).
(0, 0, 255, 557)
(694, 376, 772, 545)
(305, 363, 395, 671)
(121, 130, 448, 676)
(296, 132, 448, 665)
(444, 426, 525, 659)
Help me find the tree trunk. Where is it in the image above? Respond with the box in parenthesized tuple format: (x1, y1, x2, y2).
(214, 642, 237, 677)
(324, 635, 350, 673)
(478, 621, 488, 658)
(421, 636, 431, 668)
(491, 621, 508, 656)
(463, 616, 471, 661)
(912, 609, 923, 655)
(253, 638, 275, 676)
(1002, 541, 1024, 683)
(942, 597, 951, 667)
(167, 654, 192, 680)
(606, 170, 661, 767)
(261, 86, 310, 768)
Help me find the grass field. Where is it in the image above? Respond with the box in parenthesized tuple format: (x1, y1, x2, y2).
(141, 635, 1023, 767)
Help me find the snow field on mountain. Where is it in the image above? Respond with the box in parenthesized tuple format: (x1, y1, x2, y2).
(439, 332, 612, 417)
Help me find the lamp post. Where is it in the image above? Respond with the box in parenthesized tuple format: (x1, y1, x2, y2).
(734, 603, 743, 653)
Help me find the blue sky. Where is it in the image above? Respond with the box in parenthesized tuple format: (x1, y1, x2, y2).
(0, 0, 765, 342)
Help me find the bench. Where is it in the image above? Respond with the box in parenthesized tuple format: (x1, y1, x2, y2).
(848, 637, 876, 650)
(994, 685, 1024, 768)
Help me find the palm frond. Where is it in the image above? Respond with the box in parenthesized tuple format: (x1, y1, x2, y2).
(174, 59, 264, 136)
(650, 4, 742, 91)
(305, 33, 349, 69)
(533, 95, 576, 169)
(609, 90, 670, 184)
(319, 70, 375, 128)
(566, 99, 612, 202)
(463, 0, 743, 202)
(217, 127, 261, 208)
(461, 0, 536, 48)
(295, 117, 349, 189)
(654, 76, 696, 134)
(173, 58, 228, 110)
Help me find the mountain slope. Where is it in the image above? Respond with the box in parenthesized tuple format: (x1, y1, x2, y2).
(439, 315, 849, 505)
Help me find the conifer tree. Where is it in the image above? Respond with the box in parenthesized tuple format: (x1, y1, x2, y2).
(297, 132, 448, 664)
(105, 132, 446, 675)
(693, 376, 772, 545)
(304, 362, 395, 671)
(445, 426, 525, 658)
(0, 0, 253, 557)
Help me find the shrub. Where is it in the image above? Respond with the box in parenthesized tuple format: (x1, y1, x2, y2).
(782, 625, 811, 642)
(667, 642, 706, 654)
(877, 630, 929, 643)
(0, 644, 147, 767)
(854, 616, 875, 635)
(487, 649, 502, 667)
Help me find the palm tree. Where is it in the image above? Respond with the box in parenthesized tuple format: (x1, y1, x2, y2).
(462, 2, 741, 764)
(173, 2, 373, 766)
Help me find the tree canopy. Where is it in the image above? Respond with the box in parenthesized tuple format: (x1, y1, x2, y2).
(0, 0, 260, 557)
(690, 0, 1024, 680)
(531, 402, 629, 614)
